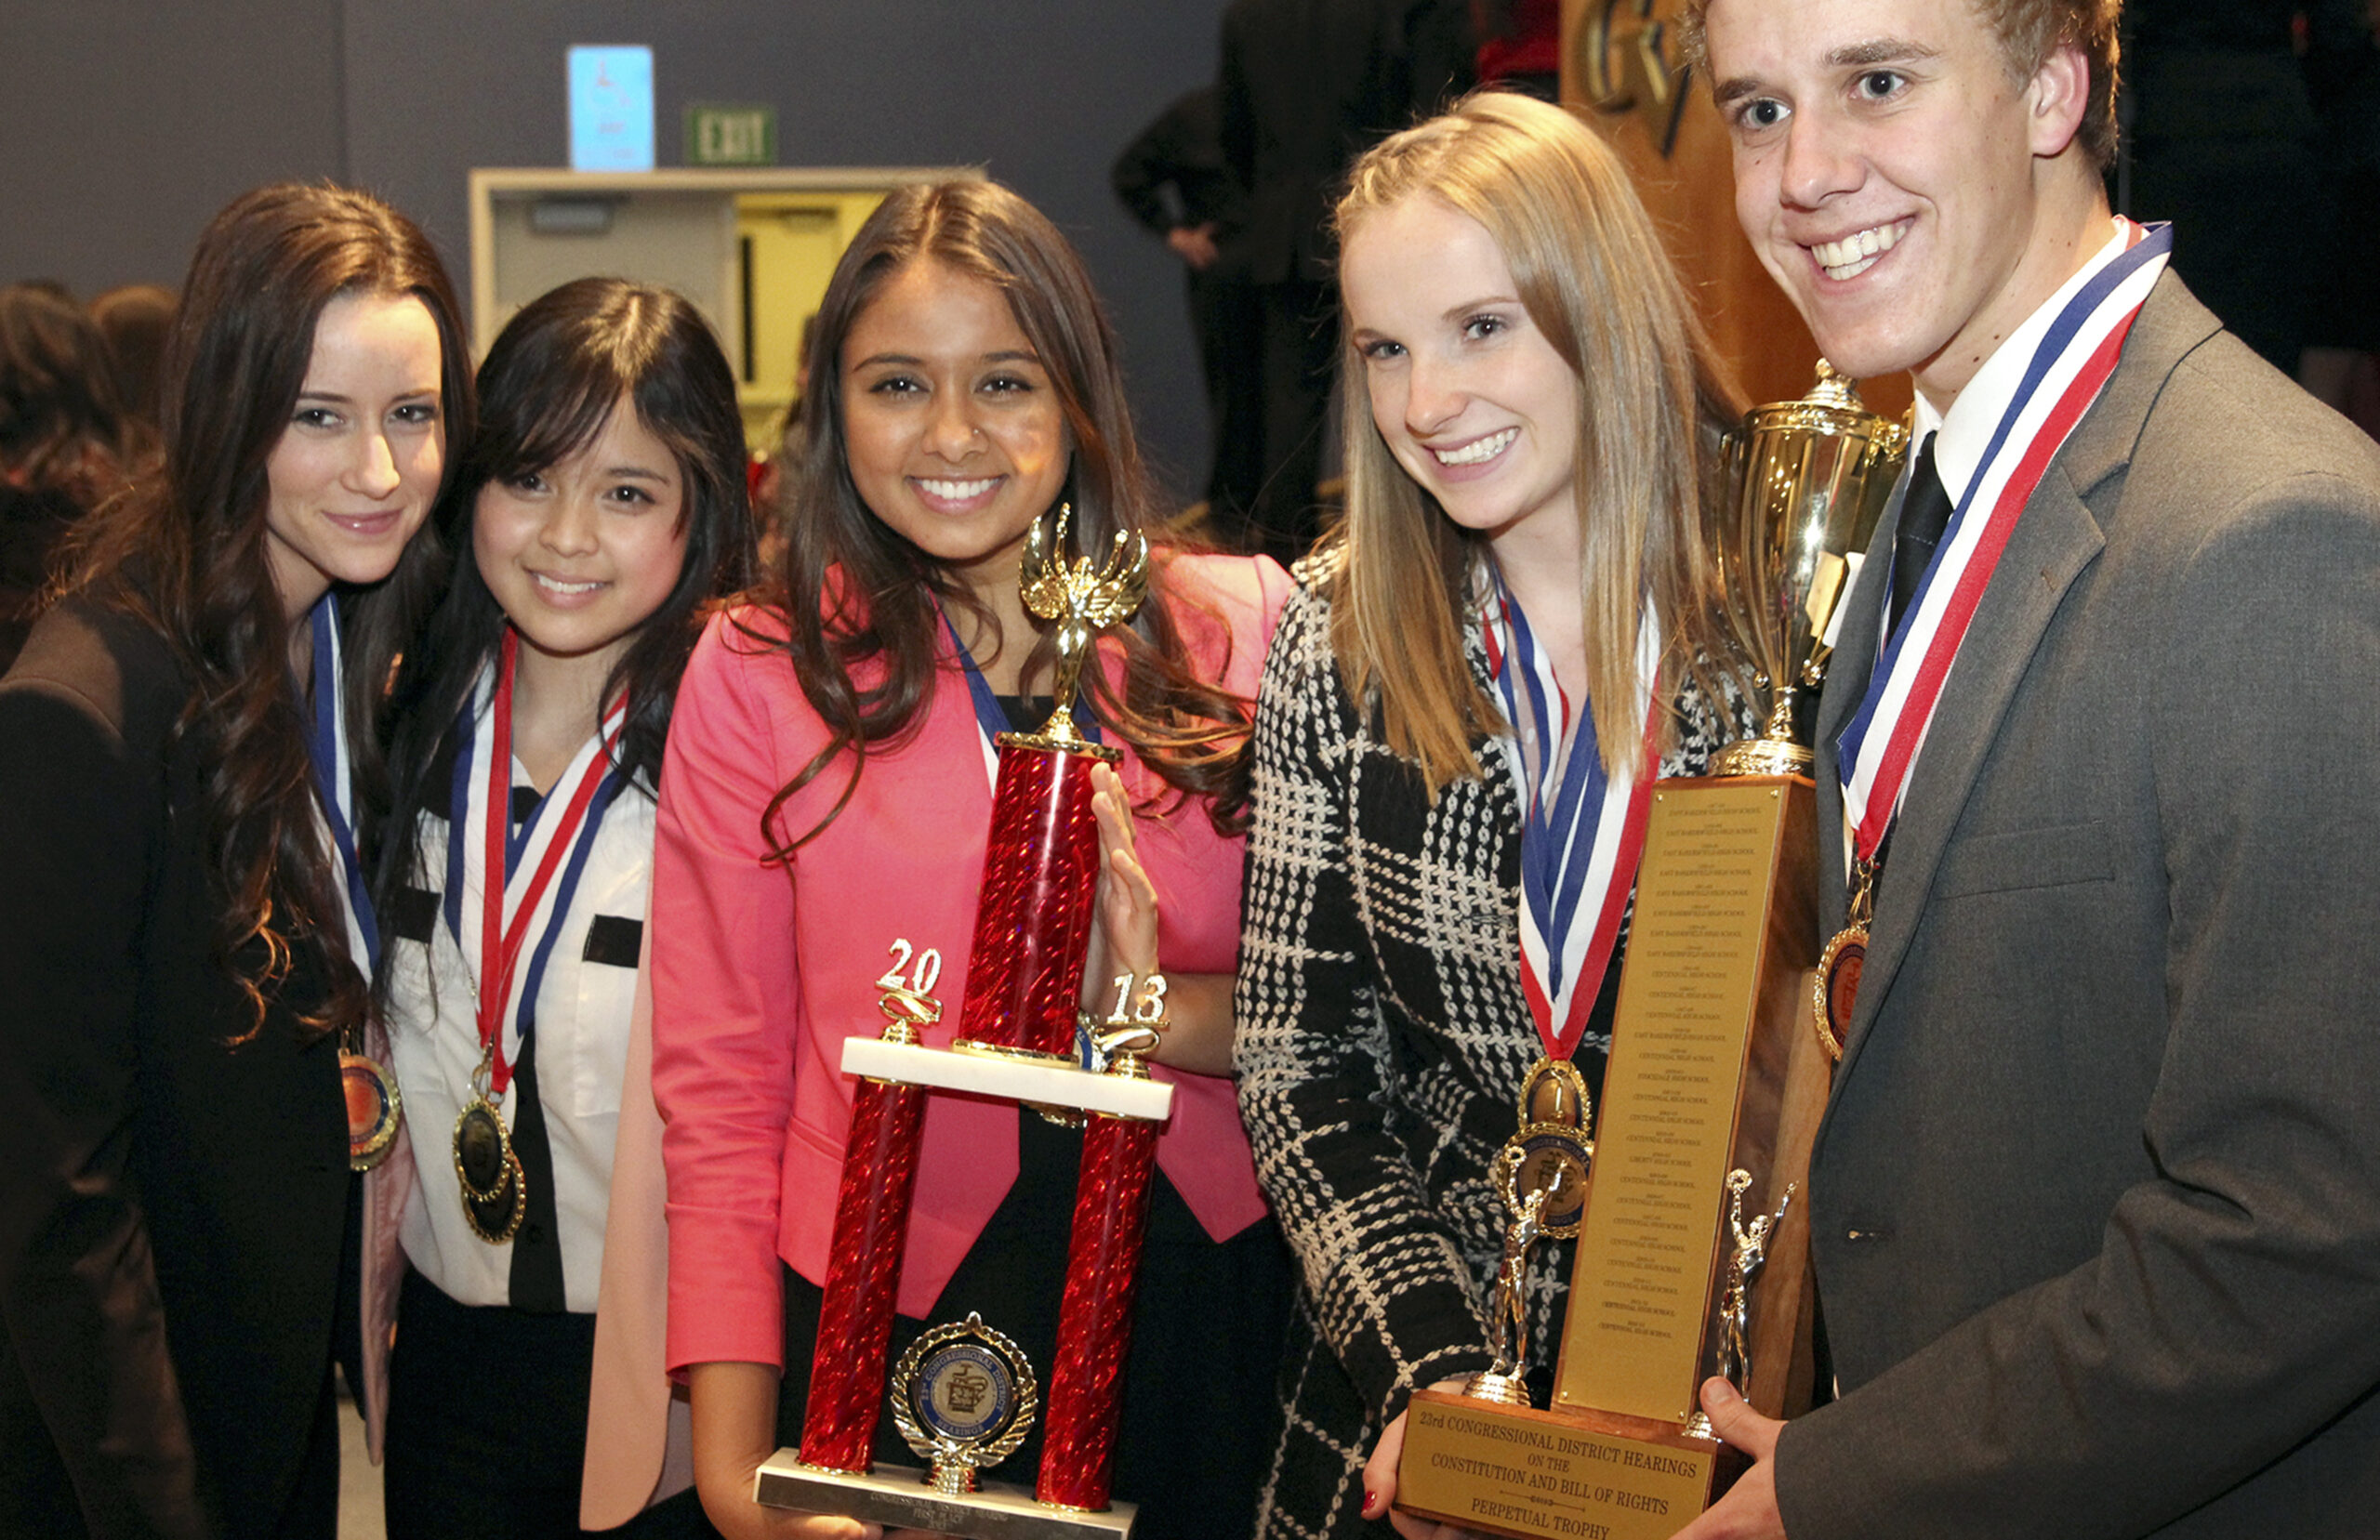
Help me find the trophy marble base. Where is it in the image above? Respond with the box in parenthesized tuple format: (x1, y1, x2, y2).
(1395, 1392, 1726, 1540)
(840, 1037, 1174, 1121)
(756, 1453, 1137, 1539)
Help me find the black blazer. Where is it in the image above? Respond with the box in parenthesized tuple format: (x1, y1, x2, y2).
(0, 599, 351, 1539)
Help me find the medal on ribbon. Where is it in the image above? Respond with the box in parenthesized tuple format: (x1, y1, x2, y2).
(447, 632, 629, 1244)
(305, 595, 404, 1171)
(1482, 570, 1660, 1232)
(1820, 221, 2172, 1057)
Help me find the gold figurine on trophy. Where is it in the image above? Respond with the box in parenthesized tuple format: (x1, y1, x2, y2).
(1466, 1143, 1577, 1409)
(1014, 503, 1149, 747)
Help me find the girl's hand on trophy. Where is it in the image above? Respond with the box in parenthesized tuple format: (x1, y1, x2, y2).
(688, 1362, 884, 1540)
(1085, 763, 1160, 984)
(1363, 1379, 1496, 1540)
(1081, 763, 1236, 1074)
(1669, 1378, 1788, 1540)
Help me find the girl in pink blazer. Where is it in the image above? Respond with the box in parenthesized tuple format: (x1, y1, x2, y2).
(648, 180, 1295, 1540)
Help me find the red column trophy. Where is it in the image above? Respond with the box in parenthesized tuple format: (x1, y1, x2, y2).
(758, 508, 1172, 1538)
(1394, 365, 1907, 1538)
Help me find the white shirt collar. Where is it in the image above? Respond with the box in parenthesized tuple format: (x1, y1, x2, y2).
(1916, 217, 2134, 503)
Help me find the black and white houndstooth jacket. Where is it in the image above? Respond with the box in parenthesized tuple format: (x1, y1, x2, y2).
(1235, 573, 1746, 1540)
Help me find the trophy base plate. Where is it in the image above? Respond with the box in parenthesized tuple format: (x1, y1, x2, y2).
(1396, 1390, 1726, 1540)
(756, 1454, 1137, 1539)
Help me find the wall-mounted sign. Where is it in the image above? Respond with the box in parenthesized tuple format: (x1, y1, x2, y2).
(687, 104, 778, 166)
(569, 45, 656, 172)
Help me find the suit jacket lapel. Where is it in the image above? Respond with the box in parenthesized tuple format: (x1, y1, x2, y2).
(1833, 473, 2105, 1080)
(1826, 274, 2211, 1084)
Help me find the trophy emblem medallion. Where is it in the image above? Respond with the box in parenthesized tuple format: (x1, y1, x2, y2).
(892, 1314, 1040, 1495)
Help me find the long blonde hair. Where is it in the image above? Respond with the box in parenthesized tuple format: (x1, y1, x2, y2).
(1328, 91, 1742, 792)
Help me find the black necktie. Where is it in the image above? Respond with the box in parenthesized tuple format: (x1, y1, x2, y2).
(1887, 433, 1954, 641)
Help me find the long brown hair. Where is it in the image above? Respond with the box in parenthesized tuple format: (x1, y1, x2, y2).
(60, 182, 475, 1041)
(756, 179, 1254, 854)
(1329, 92, 1742, 793)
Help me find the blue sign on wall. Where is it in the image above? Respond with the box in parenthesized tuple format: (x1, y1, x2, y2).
(568, 45, 655, 172)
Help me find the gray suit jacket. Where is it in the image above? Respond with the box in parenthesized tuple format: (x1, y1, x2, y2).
(1774, 273, 2380, 1536)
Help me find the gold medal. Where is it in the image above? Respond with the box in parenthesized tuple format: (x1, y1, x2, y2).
(1813, 859, 1877, 1063)
(1503, 1057, 1595, 1239)
(1501, 1122, 1593, 1237)
(454, 1044, 523, 1243)
(1515, 1056, 1592, 1133)
(341, 1046, 403, 1171)
(454, 1095, 525, 1244)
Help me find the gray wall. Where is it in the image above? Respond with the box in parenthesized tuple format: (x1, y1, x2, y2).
(0, 0, 1230, 495)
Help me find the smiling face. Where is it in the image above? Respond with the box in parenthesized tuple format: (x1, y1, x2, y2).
(1341, 194, 1582, 564)
(262, 290, 445, 617)
(839, 258, 1069, 599)
(1703, 0, 2097, 407)
(472, 396, 691, 680)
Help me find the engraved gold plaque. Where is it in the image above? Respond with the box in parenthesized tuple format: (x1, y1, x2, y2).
(1398, 1394, 1715, 1540)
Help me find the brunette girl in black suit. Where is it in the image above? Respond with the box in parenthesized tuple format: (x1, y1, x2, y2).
(0, 183, 474, 1539)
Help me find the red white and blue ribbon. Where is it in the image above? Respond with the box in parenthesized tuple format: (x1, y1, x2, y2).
(445, 631, 629, 1097)
(1483, 567, 1662, 1060)
(305, 593, 379, 973)
(1836, 219, 2172, 861)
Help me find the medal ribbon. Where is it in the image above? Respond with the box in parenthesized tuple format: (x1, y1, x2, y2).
(1482, 568, 1662, 1061)
(449, 632, 628, 1097)
(932, 598, 1102, 789)
(305, 593, 380, 973)
(1836, 220, 2172, 861)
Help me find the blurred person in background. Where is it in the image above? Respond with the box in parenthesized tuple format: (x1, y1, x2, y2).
(90, 282, 179, 434)
(1112, 84, 1263, 536)
(0, 282, 144, 671)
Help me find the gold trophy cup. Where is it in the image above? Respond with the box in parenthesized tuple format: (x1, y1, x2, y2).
(1709, 361, 1910, 777)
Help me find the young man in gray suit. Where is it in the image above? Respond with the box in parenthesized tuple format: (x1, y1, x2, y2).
(1669, 1, 2380, 1536)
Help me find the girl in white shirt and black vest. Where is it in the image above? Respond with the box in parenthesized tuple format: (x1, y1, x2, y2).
(370, 277, 756, 1538)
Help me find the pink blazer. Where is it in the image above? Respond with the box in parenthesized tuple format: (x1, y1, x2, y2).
(647, 551, 1290, 1375)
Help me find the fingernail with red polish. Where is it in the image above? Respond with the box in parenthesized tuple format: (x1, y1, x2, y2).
(1363, 1489, 1379, 1516)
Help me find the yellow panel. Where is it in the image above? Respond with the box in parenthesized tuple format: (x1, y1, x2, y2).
(735, 191, 888, 454)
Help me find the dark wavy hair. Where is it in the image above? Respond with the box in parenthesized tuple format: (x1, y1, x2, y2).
(375, 277, 758, 921)
(59, 183, 475, 1042)
(757, 178, 1255, 855)
(0, 283, 145, 508)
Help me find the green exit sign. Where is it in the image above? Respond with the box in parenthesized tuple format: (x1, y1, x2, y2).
(685, 103, 776, 165)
